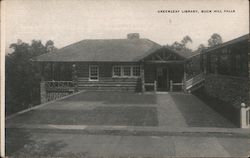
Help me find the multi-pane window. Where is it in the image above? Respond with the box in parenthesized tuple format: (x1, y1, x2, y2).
(132, 66, 140, 76)
(113, 66, 140, 77)
(113, 66, 122, 76)
(89, 65, 99, 81)
(123, 66, 131, 76)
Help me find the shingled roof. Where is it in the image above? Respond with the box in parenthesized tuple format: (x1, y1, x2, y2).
(34, 37, 162, 62)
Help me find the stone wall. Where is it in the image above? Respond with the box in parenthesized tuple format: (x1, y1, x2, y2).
(204, 74, 249, 108)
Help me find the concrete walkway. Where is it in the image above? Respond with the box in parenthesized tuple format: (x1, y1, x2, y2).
(6, 91, 249, 157)
(7, 91, 235, 128)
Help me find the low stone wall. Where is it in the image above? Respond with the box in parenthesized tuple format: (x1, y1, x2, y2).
(204, 74, 249, 108)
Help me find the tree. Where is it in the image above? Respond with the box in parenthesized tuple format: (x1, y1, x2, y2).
(181, 35, 192, 47)
(208, 33, 222, 47)
(167, 35, 193, 53)
(5, 39, 56, 115)
(170, 41, 183, 51)
(45, 40, 57, 53)
(197, 44, 206, 52)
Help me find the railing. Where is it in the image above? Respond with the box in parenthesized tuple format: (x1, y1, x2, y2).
(144, 81, 157, 91)
(185, 73, 205, 90)
(41, 81, 75, 102)
(241, 103, 250, 128)
(44, 81, 74, 91)
(170, 80, 184, 92)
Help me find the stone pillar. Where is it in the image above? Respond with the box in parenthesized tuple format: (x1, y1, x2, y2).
(183, 63, 187, 93)
(140, 63, 145, 92)
(72, 64, 78, 92)
(40, 81, 46, 104)
(248, 38, 250, 107)
(40, 63, 46, 104)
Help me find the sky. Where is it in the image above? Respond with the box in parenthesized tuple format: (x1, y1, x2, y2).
(3, 0, 249, 53)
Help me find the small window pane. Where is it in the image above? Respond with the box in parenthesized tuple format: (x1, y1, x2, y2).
(123, 67, 131, 76)
(90, 67, 98, 76)
(113, 67, 121, 76)
(133, 66, 140, 76)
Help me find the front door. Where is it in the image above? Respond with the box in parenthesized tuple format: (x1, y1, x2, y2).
(157, 67, 169, 91)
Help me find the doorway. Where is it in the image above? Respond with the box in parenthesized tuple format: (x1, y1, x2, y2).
(157, 67, 169, 91)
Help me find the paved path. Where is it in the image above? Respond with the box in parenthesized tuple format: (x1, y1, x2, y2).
(7, 91, 235, 128)
(6, 129, 250, 157)
(6, 91, 249, 157)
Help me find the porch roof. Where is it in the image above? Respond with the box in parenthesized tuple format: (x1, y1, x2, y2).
(205, 34, 249, 53)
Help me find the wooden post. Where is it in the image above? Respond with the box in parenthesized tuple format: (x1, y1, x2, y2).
(154, 80, 157, 92)
(140, 63, 145, 92)
(72, 64, 78, 92)
(240, 103, 250, 128)
(170, 80, 173, 92)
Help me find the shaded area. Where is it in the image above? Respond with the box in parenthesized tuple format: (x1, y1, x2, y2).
(5, 128, 34, 156)
(8, 107, 158, 126)
(62, 91, 157, 104)
(6, 128, 68, 157)
(169, 93, 236, 128)
(193, 88, 240, 127)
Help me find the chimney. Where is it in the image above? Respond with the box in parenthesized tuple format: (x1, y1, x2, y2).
(127, 33, 140, 40)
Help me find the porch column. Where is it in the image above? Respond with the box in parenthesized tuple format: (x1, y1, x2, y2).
(72, 64, 78, 92)
(140, 62, 145, 92)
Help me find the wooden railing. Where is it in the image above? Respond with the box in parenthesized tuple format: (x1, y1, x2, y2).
(42, 81, 75, 102)
(170, 80, 184, 92)
(45, 81, 74, 91)
(144, 81, 157, 91)
(185, 73, 205, 90)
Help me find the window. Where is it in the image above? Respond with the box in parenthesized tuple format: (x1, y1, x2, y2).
(218, 49, 230, 75)
(113, 66, 121, 76)
(123, 66, 131, 76)
(132, 66, 140, 76)
(235, 53, 248, 77)
(89, 65, 99, 81)
(112, 65, 140, 77)
(209, 54, 218, 73)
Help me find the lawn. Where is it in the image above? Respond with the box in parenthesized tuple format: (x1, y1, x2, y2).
(8, 106, 158, 126)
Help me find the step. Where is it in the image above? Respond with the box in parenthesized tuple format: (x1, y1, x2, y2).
(78, 88, 137, 92)
(78, 84, 138, 87)
(78, 81, 138, 85)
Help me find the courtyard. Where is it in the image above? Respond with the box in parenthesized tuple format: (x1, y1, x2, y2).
(6, 91, 250, 157)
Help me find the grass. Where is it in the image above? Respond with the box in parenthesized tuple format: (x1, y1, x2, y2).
(8, 106, 158, 126)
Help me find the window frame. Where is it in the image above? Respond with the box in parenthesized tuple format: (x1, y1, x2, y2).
(112, 65, 140, 78)
(89, 65, 99, 81)
(113, 66, 122, 77)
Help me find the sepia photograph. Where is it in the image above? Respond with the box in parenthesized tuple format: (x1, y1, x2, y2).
(1, 0, 250, 157)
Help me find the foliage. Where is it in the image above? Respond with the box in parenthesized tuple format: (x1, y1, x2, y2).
(5, 39, 56, 115)
(181, 35, 192, 47)
(208, 33, 223, 47)
(167, 35, 193, 53)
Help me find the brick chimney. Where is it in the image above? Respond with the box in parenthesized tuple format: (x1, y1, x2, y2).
(127, 33, 140, 40)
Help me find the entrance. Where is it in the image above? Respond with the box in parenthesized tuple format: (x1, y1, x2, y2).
(157, 67, 169, 91)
